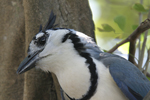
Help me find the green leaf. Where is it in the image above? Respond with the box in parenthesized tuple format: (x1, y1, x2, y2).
(147, 77, 150, 81)
(132, 25, 138, 30)
(97, 24, 115, 32)
(114, 15, 126, 31)
(133, 3, 148, 12)
(103, 49, 108, 52)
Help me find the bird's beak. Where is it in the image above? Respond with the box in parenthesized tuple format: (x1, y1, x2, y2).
(17, 50, 41, 74)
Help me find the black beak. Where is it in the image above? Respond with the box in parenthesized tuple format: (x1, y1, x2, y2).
(17, 51, 41, 74)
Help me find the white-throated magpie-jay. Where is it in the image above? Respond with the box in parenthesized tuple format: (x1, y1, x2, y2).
(17, 11, 150, 100)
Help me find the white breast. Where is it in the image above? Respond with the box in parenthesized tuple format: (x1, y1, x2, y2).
(91, 59, 128, 100)
(37, 38, 128, 100)
(37, 41, 91, 99)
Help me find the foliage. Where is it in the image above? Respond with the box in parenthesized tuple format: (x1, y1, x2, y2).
(133, 3, 149, 12)
(97, 24, 115, 32)
(114, 15, 126, 31)
(94, 0, 150, 47)
(92, 0, 150, 75)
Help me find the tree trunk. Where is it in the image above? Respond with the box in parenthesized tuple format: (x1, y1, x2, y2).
(0, 0, 25, 100)
(0, 0, 94, 100)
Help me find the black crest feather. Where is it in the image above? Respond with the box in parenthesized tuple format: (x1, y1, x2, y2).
(39, 11, 56, 32)
(39, 24, 42, 32)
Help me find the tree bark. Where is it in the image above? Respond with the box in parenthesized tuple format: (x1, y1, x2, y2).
(23, 0, 58, 100)
(0, 0, 94, 100)
(0, 0, 25, 100)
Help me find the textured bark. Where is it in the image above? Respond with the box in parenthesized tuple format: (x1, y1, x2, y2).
(0, 0, 25, 100)
(23, 0, 58, 100)
(0, 0, 94, 100)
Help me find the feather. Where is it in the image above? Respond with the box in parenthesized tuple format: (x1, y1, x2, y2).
(43, 11, 56, 31)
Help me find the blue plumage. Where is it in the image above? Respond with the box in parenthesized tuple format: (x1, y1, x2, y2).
(73, 30, 150, 100)
(81, 36, 150, 99)
(97, 52, 150, 100)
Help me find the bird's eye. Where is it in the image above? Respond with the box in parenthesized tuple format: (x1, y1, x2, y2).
(37, 36, 46, 46)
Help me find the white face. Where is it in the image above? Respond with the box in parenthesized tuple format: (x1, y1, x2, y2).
(28, 32, 48, 55)
(17, 28, 94, 74)
(26, 29, 71, 71)
(17, 28, 72, 74)
(17, 12, 75, 74)
(28, 29, 70, 55)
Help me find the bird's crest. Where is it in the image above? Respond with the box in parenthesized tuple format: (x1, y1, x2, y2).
(39, 11, 56, 32)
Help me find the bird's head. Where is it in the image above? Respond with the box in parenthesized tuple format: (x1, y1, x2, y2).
(17, 11, 94, 74)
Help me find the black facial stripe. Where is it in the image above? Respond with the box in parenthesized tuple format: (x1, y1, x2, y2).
(62, 33, 71, 43)
(63, 32, 98, 100)
(33, 36, 36, 40)
(37, 36, 46, 46)
(34, 33, 49, 47)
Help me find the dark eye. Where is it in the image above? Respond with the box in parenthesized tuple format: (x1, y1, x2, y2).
(37, 36, 46, 46)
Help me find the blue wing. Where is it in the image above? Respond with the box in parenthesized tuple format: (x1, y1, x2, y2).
(97, 52, 150, 100)
(80, 34, 150, 100)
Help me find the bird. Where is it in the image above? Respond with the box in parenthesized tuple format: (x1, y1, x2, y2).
(17, 11, 150, 100)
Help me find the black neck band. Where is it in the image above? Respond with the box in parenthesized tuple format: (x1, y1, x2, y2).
(62, 32, 98, 100)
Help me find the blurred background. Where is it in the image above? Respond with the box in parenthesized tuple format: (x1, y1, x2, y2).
(89, 0, 150, 74)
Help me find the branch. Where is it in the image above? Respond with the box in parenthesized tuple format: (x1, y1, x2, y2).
(129, 10, 150, 65)
(143, 49, 150, 75)
(138, 0, 143, 63)
(107, 18, 150, 53)
(107, 39, 129, 53)
(138, 30, 148, 70)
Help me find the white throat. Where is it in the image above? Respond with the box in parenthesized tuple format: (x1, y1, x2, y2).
(37, 41, 91, 99)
